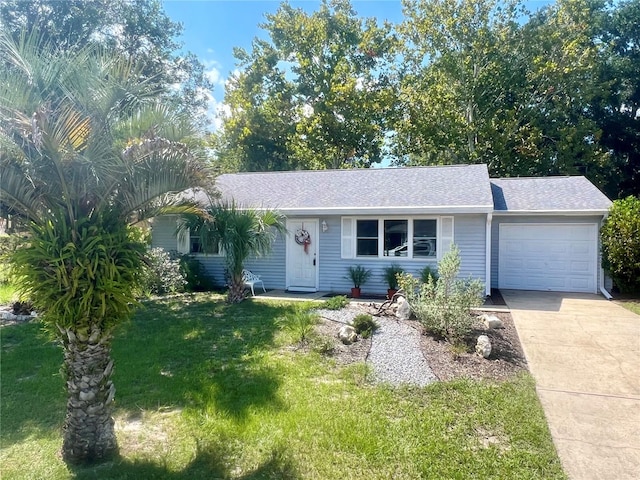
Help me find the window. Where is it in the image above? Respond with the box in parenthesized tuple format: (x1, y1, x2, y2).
(190, 234, 203, 254)
(413, 219, 436, 258)
(343, 217, 453, 260)
(356, 219, 378, 256)
(384, 220, 408, 256)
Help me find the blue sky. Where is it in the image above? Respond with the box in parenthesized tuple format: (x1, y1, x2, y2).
(161, 0, 553, 128)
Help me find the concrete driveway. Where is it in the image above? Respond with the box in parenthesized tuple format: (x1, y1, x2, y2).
(502, 290, 640, 480)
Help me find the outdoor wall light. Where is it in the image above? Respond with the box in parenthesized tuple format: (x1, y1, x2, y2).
(322, 220, 328, 232)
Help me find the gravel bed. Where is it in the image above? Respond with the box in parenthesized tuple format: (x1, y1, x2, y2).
(367, 316, 437, 387)
(315, 304, 438, 387)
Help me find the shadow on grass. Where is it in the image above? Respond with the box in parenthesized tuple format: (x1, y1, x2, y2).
(0, 321, 65, 446)
(1, 294, 295, 447)
(73, 443, 299, 480)
(112, 294, 293, 420)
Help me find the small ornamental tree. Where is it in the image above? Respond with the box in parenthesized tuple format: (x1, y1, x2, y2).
(601, 196, 640, 293)
(397, 245, 484, 342)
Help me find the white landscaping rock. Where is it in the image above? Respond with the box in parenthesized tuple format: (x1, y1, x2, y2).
(396, 296, 411, 321)
(338, 325, 358, 344)
(481, 314, 504, 329)
(476, 335, 492, 359)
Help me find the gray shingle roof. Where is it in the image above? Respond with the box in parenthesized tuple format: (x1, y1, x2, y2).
(491, 176, 611, 213)
(215, 164, 494, 214)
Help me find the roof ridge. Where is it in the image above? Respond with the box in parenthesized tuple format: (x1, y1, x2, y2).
(220, 164, 486, 177)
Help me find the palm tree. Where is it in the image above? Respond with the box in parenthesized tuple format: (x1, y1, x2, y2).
(0, 32, 209, 464)
(181, 201, 286, 303)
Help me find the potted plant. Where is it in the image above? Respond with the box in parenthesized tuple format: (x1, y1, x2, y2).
(346, 265, 372, 298)
(383, 264, 404, 299)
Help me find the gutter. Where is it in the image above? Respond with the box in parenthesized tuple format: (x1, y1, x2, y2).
(599, 212, 612, 300)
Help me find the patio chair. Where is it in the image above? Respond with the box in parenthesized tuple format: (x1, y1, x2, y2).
(242, 269, 266, 296)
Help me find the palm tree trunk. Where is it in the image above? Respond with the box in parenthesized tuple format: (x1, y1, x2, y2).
(59, 324, 118, 465)
(227, 275, 246, 303)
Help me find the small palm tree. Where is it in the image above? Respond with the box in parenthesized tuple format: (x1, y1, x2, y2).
(0, 32, 208, 464)
(181, 201, 286, 303)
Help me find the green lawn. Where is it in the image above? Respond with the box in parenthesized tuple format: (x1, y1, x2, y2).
(1, 293, 565, 479)
(0, 282, 17, 305)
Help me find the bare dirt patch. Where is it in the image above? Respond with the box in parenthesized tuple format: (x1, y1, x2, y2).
(313, 303, 527, 382)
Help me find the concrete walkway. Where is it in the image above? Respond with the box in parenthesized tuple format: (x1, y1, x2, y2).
(502, 290, 640, 480)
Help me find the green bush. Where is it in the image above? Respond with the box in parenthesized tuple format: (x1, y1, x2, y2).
(398, 245, 484, 342)
(140, 247, 187, 295)
(322, 295, 349, 310)
(179, 254, 216, 292)
(352, 313, 378, 338)
(383, 264, 404, 290)
(419, 265, 439, 283)
(277, 309, 319, 344)
(601, 196, 640, 293)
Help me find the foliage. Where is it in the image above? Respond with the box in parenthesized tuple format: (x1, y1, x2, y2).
(179, 255, 216, 292)
(322, 295, 349, 310)
(0, 0, 213, 128)
(215, 0, 397, 171)
(180, 202, 286, 303)
(397, 246, 484, 342)
(351, 313, 378, 338)
(346, 265, 372, 288)
(419, 265, 439, 283)
(276, 308, 320, 345)
(0, 30, 208, 464)
(383, 264, 404, 289)
(140, 248, 186, 296)
(1, 295, 565, 479)
(601, 196, 640, 292)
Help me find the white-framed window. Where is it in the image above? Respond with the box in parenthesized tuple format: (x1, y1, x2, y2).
(177, 221, 219, 255)
(341, 216, 453, 260)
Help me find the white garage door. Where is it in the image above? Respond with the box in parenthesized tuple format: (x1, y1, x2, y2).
(499, 224, 597, 293)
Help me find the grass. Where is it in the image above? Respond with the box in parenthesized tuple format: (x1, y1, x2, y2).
(0, 282, 18, 305)
(1, 293, 566, 479)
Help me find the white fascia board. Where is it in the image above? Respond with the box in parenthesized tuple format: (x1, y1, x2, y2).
(275, 205, 494, 216)
(492, 209, 610, 216)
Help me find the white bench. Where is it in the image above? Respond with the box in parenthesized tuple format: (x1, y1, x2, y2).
(242, 269, 266, 296)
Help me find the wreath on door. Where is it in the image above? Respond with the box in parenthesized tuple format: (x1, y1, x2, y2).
(294, 226, 311, 254)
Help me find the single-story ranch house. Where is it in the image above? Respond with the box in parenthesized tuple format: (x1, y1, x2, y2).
(151, 164, 613, 297)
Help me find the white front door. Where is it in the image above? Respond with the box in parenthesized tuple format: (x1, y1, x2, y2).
(498, 223, 598, 293)
(286, 219, 319, 292)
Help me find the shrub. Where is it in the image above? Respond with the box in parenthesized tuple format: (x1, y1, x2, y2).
(397, 245, 484, 342)
(383, 264, 404, 290)
(179, 255, 216, 292)
(601, 196, 640, 293)
(322, 295, 349, 310)
(140, 247, 187, 295)
(277, 309, 319, 344)
(419, 265, 439, 283)
(346, 265, 372, 288)
(352, 313, 378, 338)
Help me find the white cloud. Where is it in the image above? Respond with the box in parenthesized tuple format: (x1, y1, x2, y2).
(202, 59, 226, 89)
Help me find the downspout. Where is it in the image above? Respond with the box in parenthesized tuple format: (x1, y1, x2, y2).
(599, 213, 612, 299)
(485, 212, 492, 297)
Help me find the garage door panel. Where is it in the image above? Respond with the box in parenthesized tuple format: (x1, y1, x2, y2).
(499, 224, 597, 293)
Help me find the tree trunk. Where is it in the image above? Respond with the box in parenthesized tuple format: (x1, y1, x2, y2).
(59, 323, 118, 465)
(227, 277, 246, 303)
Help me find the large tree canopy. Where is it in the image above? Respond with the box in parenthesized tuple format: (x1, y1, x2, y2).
(0, 0, 213, 129)
(394, 0, 637, 199)
(215, 0, 397, 171)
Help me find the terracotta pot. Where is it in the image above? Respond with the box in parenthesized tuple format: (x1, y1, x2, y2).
(387, 289, 398, 299)
(351, 287, 361, 298)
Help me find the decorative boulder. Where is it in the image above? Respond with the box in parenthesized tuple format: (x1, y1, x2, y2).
(338, 325, 358, 345)
(396, 296, 411, 321)
(475, 335, 492, 359)
(481, 314, 504, 329)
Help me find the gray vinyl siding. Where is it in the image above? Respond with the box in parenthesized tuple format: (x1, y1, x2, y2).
(317, 214, 486, 295)
(151, 213, 488, 295)
(150, 215, 179, 251)
(490, 215, 606, 290)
